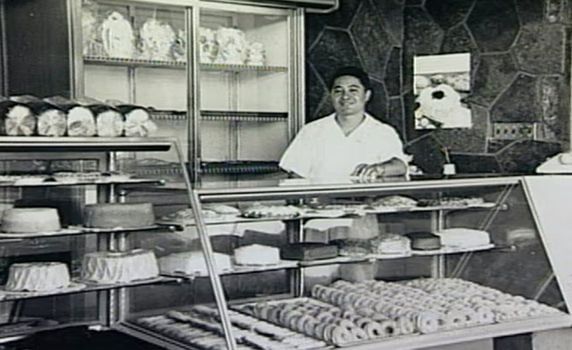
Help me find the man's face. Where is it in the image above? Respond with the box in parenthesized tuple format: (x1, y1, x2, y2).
(330, 75, 371, 117)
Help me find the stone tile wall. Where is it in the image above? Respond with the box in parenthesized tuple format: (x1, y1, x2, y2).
(306, 0, 571, 174)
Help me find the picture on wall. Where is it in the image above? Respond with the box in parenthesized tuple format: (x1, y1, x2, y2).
(413, 52, 472, 129)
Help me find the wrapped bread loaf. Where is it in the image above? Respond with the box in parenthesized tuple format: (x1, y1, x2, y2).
(76, 97, 124, 137)
(11, 95, 66, 137)
(0, 97, 36, 136)
(113, 103, 157, 137)
(44, 96, 96, 136)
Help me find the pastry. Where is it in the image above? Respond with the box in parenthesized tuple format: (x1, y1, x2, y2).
(2, 208, 61, 233)
(81, 249, 159, 284)
(83, 202, 155, 229)
(5, 262, 71, 292)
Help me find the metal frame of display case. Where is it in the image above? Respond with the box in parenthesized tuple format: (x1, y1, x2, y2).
(114, 175, 572, 350)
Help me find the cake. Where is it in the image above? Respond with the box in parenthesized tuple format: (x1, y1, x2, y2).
(81, 249, 159, 284)
(435, 228, 491, 248)
(406, 231, 442, 250)
(83, 202, 155, 229)
(158, 251, 233, 275)
(370, 195, 418, 209)
(1, 208, 61, 233)
(241, 205, 301, 219)
(372, 234, 411, 255)
(234, 244, 280, 266)
(6, 262, 71, 292)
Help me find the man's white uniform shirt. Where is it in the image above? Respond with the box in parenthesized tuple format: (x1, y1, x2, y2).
(279, 113, 407, 178)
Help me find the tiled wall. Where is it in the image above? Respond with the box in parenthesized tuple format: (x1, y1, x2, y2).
(306, 0, 571, 174)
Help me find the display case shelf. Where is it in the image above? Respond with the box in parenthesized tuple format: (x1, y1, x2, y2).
(84, 56, 186, 69)
(162, 260, 300, 280)
(149, 110, 288, 122)
(0, 178, 163, 188)
(200, 161, 281, 175)
(0, 277, 180, 302)
(0, 137, 173, 153)
(84, 56, 288, 73)
(0, 225, 163, 240)
(201, 63, 288, 73)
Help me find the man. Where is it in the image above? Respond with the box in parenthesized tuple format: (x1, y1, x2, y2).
(279, 66, 410, 283)
(280, 66, 408, 181)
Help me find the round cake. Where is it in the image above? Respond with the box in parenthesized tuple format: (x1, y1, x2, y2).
(6, 262, 70, 292)
(81, 249, 159, 284)
(158, 251, 233, 275)
(83, 202, 155, 229)
(234, 244, 280, 266)
(1, 208, 61, 233)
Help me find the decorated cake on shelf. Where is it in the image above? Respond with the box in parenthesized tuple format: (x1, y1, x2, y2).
(234, 244, 281, 266)
(371, 234, 412, 255)
(158, 251, 233, 276)
(83, 202, 155, 229)
(5, 262, 71, 292)
(1, 208, 61, 233)
(81, 249, 159, 284)
(435, 228, 491, 248)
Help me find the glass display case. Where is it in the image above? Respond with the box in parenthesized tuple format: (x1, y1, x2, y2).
(0, 137, 196, 340)
(114, 175, 572, 349)
(75, 0, 304, 183)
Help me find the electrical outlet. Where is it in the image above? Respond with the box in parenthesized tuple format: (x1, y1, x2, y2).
(491, 122, 539, 140)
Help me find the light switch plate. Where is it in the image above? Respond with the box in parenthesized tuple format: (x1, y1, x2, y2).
(491, 122, 540, 140)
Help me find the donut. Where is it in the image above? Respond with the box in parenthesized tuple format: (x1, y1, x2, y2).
(355, 317, 372, 329)
(322, 324, 336, 343)
(331, 325, 355, 346)
(314, 322, 328, 340)
(475, 306, 495, 325)
(364, 321, 385, 338)
(304, 319, 319, 337)
(416, 312, 440, 334)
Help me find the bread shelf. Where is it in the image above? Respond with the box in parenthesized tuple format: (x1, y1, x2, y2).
(0, 137, 174, 153)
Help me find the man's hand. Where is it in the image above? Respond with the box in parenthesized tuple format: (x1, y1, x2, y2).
(351, 158, 407, 181)
(351, 163, 384, 180)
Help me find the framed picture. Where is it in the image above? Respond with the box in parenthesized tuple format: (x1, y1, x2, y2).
(414, 53, 472, 129)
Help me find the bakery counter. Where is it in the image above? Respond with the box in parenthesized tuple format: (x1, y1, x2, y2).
(117, 175, 572, 350)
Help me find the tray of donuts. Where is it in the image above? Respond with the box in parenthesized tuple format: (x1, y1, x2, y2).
(132, 305, 327, 350)
(311, 279, 565, 335)
(234, 297, 402, 347)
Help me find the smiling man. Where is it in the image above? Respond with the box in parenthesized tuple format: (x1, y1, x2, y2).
(279, 66, 408, 181)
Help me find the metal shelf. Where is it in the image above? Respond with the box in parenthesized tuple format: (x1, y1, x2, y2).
(201, 110, 288, 122)
(84, 56, 186, 69)
(200, 161, 281, 175)
(0, 177, 163, 188)
(149, 110, 288, 122)
(84, 56, 287, 73)
(0, 225, 164, 240)
(0, 137, 174, 153)
(0, 277, 179, 302)
(201, 63, 288, 73)
(196, 176, 523, 202)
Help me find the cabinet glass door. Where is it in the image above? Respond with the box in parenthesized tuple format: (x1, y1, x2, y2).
(81, 0, 188, 180)
(198, 4, 292, 180)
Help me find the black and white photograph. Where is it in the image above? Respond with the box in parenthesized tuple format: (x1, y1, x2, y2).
(0, 0, 570, 349)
